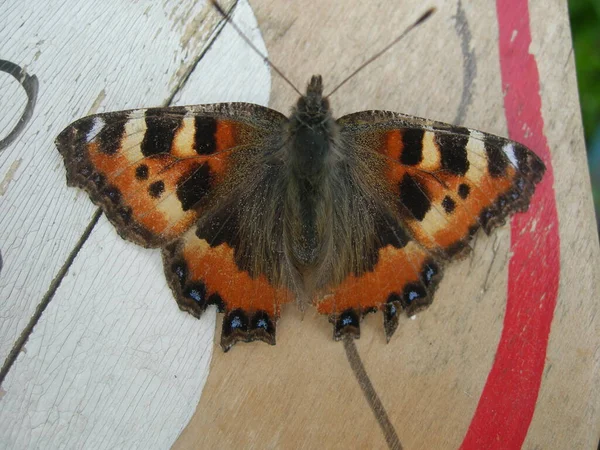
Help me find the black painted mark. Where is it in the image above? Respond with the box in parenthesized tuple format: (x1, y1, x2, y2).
(343, 337, 403, 450)
(0, 60, 39, 152)
(452, 0, 477, 126)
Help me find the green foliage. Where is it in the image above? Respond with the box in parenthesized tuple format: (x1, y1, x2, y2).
(569, 0, 600, 145)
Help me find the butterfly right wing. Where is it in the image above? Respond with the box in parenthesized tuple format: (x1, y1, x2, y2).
(316, 110, 545, 341)
(56, 103, 294, 350)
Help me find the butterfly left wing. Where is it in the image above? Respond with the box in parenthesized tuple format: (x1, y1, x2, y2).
(317, 110, 545, 341)
(56, 104, 295, 350)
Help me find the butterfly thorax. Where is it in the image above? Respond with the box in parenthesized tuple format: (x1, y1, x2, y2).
(289, 75, 333, 178)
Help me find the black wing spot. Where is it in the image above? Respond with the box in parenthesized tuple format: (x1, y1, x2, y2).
(250, 311, 277, 345)
(176, 163, 212, 211)
(184, 282, 207, 306)
(458, 183, 470, 199)
(97, 112, 128, 155)
(194, 117, 218, 155)
(196, 204, 239, 248)
(141, 107, 186, 157)
(400, 129, 424, 165)
(332, 309, 361, 340)
(437, 133, 469, 175)
(420, 261, 440, 287)
(442, 196, 456, 214)
(148, 180, 165, 198)
(221, 308, 250, 351)
(484, 135, 509, 177)
(402, 283, 427, 308)
(399, 174, 431, 221)
(135, 164, 149, 180)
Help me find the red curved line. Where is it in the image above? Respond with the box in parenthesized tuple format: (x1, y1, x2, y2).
(460, 0, 560, 448)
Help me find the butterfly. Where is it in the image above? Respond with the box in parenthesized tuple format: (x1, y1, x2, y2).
(55, 5, 545, 352)
(55, 73, 545, 351)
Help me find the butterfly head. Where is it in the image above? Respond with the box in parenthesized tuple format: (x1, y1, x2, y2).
(294, 75, 330, 125)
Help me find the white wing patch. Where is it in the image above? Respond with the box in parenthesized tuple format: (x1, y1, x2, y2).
(86, 116, 105, 143)
(503, 142, 519, 168)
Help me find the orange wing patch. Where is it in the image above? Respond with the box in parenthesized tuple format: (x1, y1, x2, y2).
(86, 141, 205, 241)
(163, 226, 292, 351)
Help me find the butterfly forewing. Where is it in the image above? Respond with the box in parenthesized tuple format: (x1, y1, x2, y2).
(338, 110, 545, 256)
(56, 104, 285, 247)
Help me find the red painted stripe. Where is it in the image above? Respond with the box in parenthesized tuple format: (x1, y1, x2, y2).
(460, 0, 560, 448)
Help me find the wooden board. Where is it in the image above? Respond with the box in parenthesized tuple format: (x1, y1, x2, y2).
(0, 0, 598, 449)
(174, 1, 600, 449)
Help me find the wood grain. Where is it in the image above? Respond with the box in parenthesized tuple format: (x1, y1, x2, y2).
(174, 1, 599, 449)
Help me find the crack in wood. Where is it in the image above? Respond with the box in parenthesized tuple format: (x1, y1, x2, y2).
(0, 208, 102, 386)
(165, 0, 240, 107)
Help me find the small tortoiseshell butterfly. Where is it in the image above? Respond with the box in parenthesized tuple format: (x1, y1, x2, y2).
(55, 8, 545, 352)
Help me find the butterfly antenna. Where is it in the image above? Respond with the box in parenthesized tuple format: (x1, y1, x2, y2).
(326, 7, 436, 97)
(211, 0, 302, 96)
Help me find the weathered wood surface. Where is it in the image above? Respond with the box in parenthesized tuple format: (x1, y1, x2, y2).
(175, 0, 599, 449)
(0, 0, 598, 449)
(0, 0, 270, 448)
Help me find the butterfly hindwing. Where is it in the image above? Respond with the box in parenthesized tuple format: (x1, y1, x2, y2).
(316, 241, 443, 341)
(163, 224, 292, 351)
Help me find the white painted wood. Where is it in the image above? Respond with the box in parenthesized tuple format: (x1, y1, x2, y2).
(0, 0, 270, 448)
(0, 0, 236, 364)
(0, 0, 233, 365)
